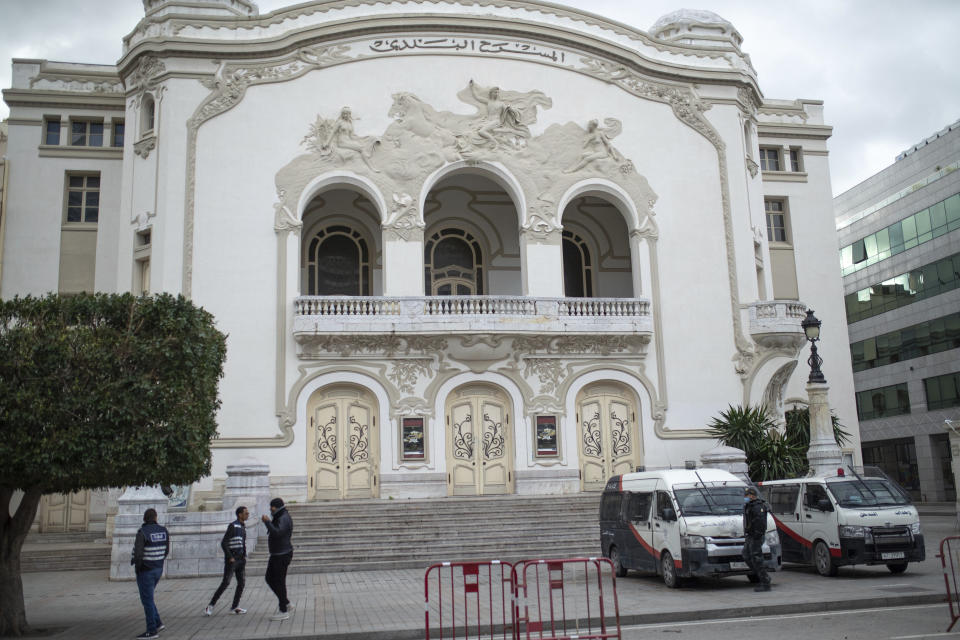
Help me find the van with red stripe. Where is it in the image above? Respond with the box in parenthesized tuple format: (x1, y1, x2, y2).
(758, 467, 924, 576)
(599, 469, 781, 588)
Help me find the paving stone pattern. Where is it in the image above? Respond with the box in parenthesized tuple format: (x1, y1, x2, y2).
(19, 513, 960, 639)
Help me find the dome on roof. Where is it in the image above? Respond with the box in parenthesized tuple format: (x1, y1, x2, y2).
(649, 9, 742, 49)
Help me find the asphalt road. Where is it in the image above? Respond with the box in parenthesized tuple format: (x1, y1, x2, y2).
(621, 603, 960, 640)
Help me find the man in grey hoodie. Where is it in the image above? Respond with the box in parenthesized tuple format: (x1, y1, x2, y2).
(261, 497, 294, 620)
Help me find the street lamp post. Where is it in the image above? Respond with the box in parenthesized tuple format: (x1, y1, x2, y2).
(802, 310, 843, 475)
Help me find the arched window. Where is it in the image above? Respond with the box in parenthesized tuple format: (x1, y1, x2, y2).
(306, 225, 370, 295)
(562, 230, 593, 297)
(424, 228, 483, 295)
(140, 94, 156, 136)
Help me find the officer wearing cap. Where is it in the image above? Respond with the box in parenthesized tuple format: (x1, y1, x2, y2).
(743, 486, 771, 592)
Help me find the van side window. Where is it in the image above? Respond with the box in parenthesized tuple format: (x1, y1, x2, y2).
(656, 491, 674, 520)
(624, 492, 652, 523)
(766, 484, 800, 515)
(600, 494, 622, 521)
(804, 484, 833, 511)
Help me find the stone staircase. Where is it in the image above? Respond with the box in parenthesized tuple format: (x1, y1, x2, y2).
(245, 493, 601, 575)
(21, 531, 112, 572)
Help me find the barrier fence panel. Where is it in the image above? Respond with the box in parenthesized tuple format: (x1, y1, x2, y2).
(425, 560, 516, 640)
(938, 536, 960, 632)
(513, 557, 621, 640)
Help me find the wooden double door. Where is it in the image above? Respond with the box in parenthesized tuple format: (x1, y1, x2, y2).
(446, 384, 514, 496)
(306, 386, 379, 500)
(577, 384, 641, 491)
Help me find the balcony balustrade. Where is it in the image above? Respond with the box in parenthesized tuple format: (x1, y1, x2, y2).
(292, 295, 653, 341)
(746, 300, 807, 349)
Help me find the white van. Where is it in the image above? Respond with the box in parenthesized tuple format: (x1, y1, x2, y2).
(599, 468, 781, 587)
(759, 467, 924, 576)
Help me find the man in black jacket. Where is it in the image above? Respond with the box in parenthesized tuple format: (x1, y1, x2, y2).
(262, 497, 294, 620)
(131, 508, 170, 640)
(203, 506, 250, 616)
(743, 486, 772, 592)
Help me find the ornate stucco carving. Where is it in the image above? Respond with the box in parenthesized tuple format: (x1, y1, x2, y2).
(126, 54, 166, 95)
(133, 136, 157, 159)
(762, 360, 798, 419)
(524, 358, 564, 395)
(30, 76, 124, 94)
(274, 189, 302, 233)
(388, 359, 433, 394)
(746, 157, 759, 178)
(382, 192, 424, 241)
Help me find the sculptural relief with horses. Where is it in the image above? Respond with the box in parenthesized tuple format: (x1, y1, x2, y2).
(278, 81, 657, 236)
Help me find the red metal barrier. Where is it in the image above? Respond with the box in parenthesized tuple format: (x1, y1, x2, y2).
(938, 536, 960, 631)
(513, 557, 621, 640)
(424, 560, 516, 640)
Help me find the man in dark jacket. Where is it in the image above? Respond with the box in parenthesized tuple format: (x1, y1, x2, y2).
(132, 508, 170, 640)
(743, 486, 771, 592)
(203, 506, 250, 616)
(262, 497, 294, 620)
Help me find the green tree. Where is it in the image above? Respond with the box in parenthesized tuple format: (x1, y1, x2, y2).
(707, 404, 849, 482)
(0, 293, 227, 637)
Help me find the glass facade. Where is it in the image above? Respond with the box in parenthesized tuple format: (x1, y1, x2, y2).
(850, 311, 960, 372)
(845, 251, 960, 324)
(855, 382, 910, 421)
(840, 192, 960, 276)
(924, 372, 960, 411)
(861, 438, 920, 499)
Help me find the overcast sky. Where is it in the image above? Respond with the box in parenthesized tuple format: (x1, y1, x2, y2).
(2, 0, 958, 196)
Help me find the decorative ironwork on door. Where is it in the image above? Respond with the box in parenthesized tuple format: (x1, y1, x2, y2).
(348, 415, 369, 462)
(316, 415, 337, 462)
(453, 414, 475, 459)
(582, 410, 603, 458)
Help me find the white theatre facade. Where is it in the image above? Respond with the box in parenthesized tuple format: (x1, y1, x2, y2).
(1, 0, 860, 522)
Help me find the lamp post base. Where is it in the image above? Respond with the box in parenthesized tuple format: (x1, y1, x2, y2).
(806, 382, 843, 476)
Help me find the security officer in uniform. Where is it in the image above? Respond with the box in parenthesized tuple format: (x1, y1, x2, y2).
(204, 506, 250, 615)
(743, 486, 771, 592)
(132, 508, 170, 639)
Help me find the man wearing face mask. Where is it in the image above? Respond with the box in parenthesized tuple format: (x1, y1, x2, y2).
(742, 486, 771, 592)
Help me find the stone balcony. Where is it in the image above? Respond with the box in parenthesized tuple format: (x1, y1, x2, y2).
(746, 300, 807, 349)
(292, 295, 653, 341)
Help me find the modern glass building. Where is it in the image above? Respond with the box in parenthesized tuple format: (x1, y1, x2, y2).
(835, 119, 960, 501)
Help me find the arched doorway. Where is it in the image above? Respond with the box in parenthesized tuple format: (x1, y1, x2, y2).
(576, 382, 641, 491)
(306, 385, 380, 500)
(561, 196, 635, 297)
(445, 383, 514, 495)
(425, 229, 483, 295)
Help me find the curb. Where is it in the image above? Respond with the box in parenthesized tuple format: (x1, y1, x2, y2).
(234, 592, 947, 640)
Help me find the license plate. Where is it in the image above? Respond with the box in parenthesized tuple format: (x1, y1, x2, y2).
(729, 561, 748, 569)
(881, 552, 905, 560)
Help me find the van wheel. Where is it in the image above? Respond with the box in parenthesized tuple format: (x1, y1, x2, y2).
(609, 546, 627, 578)
(887, 562, 908, 574)
(660, 551, 681, 588)
(814, 540, 838, 577)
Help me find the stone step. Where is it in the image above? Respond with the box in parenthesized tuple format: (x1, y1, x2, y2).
(24, 531, 104, 544)
(21, 543, 111, 573)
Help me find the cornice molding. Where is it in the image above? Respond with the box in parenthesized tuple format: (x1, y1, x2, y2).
(38, 146, 123, 160)
(119, 11, 759, 93)
(761, 171, 808, 183)
(2, 89, 126, 110)
(756, 123, 832, 141)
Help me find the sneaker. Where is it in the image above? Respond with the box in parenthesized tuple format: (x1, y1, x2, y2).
(203, 605, 213, 616)
(136, 633, 159, 640)
(232, 607, 247, 615)
(754, 583, 772, 592)
(270, 610, 290, 621)
(286, 603, 296, 614)
(157, 624, 165, 632)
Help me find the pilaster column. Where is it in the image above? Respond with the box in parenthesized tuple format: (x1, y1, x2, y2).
(520, 228, 563, 297)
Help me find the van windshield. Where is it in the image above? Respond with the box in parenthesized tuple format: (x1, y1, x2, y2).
(673, 484, 745, 516)
(825, 478, 911, 507)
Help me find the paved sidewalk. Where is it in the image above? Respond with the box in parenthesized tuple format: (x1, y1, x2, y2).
(20, 515, 959, 640)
